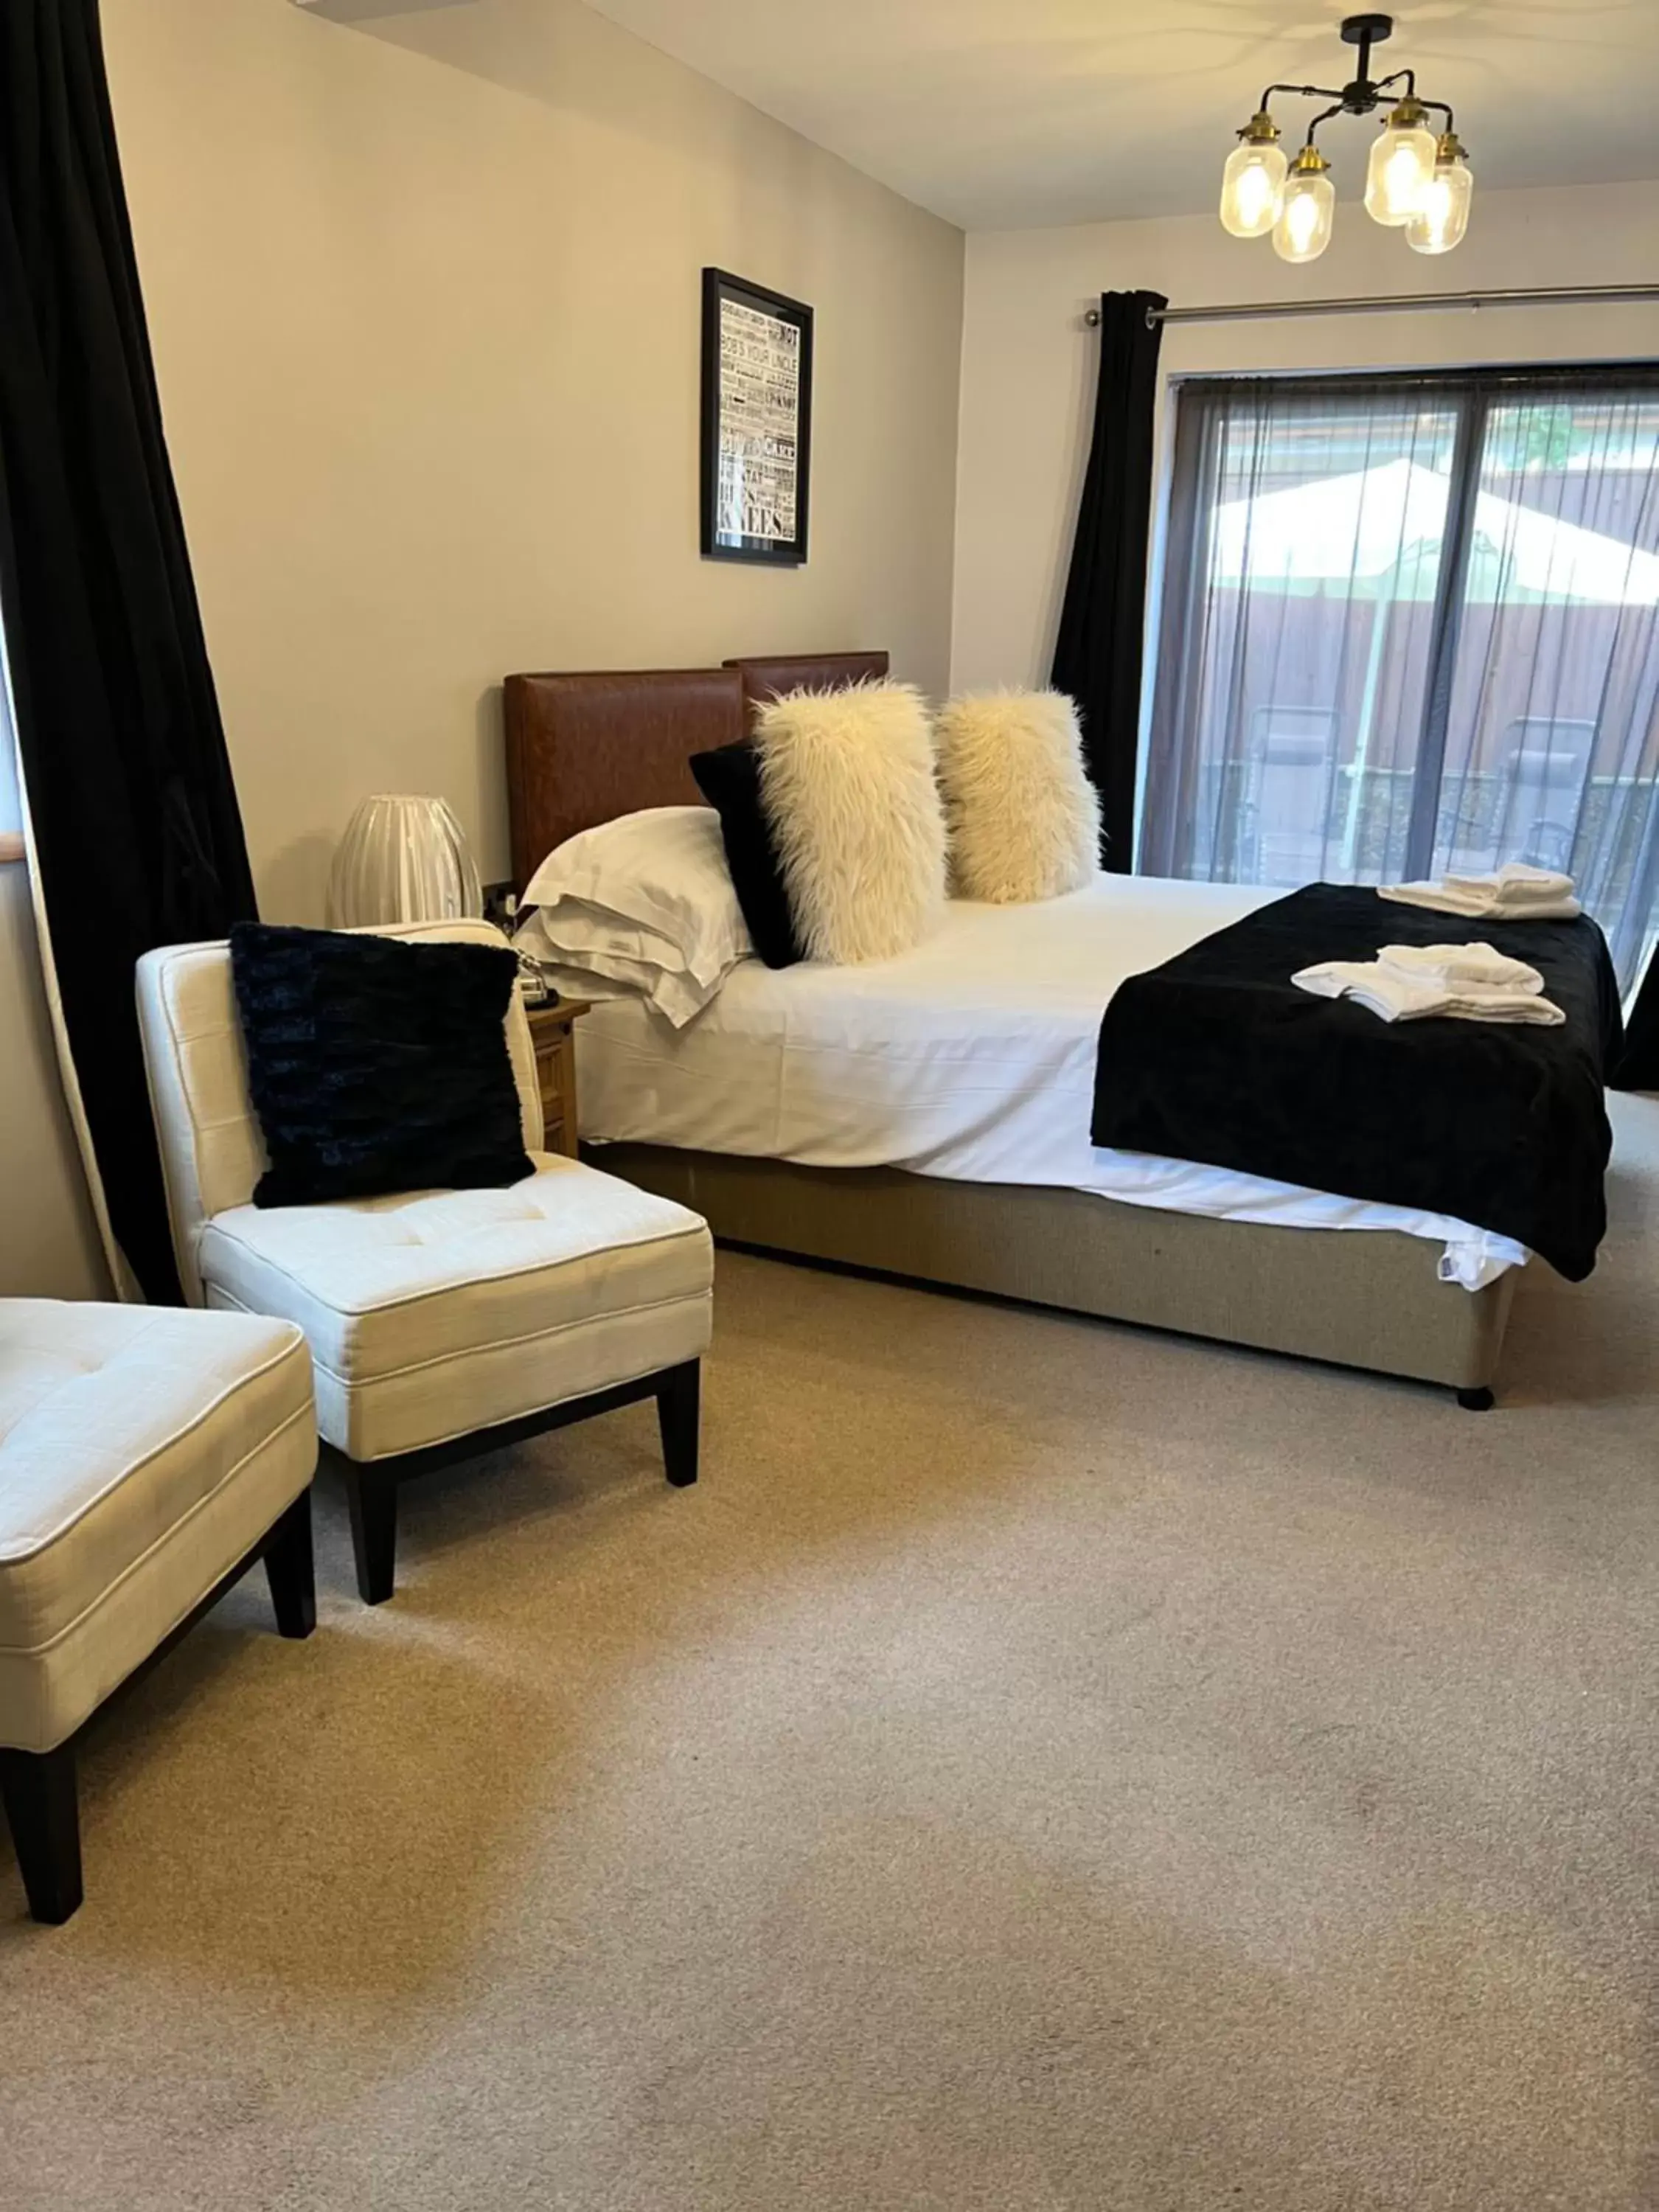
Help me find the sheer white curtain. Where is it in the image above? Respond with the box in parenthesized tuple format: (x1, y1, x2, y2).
(2, 623, 127, 1295)
(1142, 368, 1659, 991)
(0, 654, 19, 841)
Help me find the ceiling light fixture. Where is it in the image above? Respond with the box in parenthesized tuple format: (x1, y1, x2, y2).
(1218, 13, 1471, 263)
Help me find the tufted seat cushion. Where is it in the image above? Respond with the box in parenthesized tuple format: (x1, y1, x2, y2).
(0, 1303, 315, 1755)
(197, 1152, 714, 1462)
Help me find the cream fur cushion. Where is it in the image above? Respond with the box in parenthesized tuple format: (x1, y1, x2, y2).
(935, 689, 1102, 903)
(755, 683, 946, 964)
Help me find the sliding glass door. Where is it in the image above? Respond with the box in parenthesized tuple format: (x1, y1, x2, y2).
(1142, 366, 1659, 989)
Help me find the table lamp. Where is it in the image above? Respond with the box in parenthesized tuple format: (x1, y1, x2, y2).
(327, 794, 483, 928)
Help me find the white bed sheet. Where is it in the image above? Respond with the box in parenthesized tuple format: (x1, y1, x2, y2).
(569, 873, 1526, 1290)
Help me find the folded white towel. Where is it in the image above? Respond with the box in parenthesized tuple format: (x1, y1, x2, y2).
(1379, 862, 1581, 921)
(1453, 863, 1572, 899)
(1377, 942, 1545, 993)
(1293, 958, 1566, 1026)
(1380, 882, 1582, 921)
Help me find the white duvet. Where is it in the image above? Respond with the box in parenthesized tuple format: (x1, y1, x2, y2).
(570, 873, 1526, 1290)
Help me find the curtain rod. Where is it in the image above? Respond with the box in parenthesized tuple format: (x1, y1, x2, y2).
(1082, 284, 1659, 330)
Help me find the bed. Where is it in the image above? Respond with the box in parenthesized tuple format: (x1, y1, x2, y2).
(503, 654, 1523, 1400)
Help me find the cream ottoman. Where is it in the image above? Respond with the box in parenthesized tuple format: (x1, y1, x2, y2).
(0, 1301, 317, 1924)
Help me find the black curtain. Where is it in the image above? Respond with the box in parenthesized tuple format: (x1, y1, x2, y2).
(1051, 289, 1166, 872)
(1615, 967, 1658, 1091)
(0, 0, 256, 1302)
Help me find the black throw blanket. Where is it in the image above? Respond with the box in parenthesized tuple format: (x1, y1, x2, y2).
(1091, 886, 1623, 1281)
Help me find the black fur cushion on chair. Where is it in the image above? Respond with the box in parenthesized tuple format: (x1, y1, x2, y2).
(689, 739, 803, 970)
(230, 923, 534, 1208)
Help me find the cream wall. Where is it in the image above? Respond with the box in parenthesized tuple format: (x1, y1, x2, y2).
(951, 180, 1659, 694)
(101, 0, 965, 921)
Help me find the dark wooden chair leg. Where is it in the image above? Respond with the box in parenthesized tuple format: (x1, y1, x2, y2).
(342, 1464, 400, 1604)
(0, 1744, 83, 1925)
(1456, 1385, 1495, 1412)
(656, 1360, 700, 1489)
(263, 1488, 317, 1638)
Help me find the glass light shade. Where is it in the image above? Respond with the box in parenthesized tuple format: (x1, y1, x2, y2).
(328, 794, 483, 927)
(1365, 113, 1437, 225)
(1406, 156, 1473, 254)
(1273, 167, 1335, 263)
(1219, 139, 1287, 237)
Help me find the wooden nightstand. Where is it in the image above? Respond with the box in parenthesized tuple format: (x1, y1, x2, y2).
(523, 995, 589, 1158)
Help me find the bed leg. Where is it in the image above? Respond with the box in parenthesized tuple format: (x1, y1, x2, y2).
(1455, 1385, 1495, 1412)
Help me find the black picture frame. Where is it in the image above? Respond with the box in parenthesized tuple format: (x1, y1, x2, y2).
(700, 267, 813, 567)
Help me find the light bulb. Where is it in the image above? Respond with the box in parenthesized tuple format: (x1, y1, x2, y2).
(1220, 124, 1287, 238)
(1273, 154, 1335, 264)
(1365, 102, 1437, 226)
(1407, 139, 1473, 254)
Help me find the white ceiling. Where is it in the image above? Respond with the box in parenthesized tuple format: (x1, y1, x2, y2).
(578, 0, 1659, 230)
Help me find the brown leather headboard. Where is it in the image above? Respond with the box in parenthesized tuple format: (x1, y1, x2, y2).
(504, 651, 890, 886)
(726, 650, 889, 729)
(504, 667, 743, 887)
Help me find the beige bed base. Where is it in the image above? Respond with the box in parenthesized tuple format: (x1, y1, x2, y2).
(588, 1144, 1518, 1402)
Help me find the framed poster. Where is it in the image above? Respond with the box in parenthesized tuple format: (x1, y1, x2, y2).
(700, 267, 813, 566)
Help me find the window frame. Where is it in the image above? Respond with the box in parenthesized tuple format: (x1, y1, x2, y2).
(1141, 358, 1659, 951)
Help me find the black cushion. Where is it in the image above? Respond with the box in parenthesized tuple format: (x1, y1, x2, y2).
(230, 922, 535, 1208)
(689, 739, 803, 969)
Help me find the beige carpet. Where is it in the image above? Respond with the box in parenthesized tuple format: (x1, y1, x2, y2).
(4, 1099, 1658, 2211)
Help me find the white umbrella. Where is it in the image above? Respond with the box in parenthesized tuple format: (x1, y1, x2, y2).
(1213, 455, 1659, 607)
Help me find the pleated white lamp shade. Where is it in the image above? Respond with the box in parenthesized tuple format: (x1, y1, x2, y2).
(327, 794, 483, 928)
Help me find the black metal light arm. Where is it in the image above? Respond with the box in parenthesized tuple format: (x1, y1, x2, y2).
(1258, 63, 1433, 128)
(1303, 102, 1351, 147)
(1258, 82, 1349, 111)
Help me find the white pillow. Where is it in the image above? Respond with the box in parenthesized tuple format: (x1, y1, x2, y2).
(521, 806, 751, 989)
(755, 683, 947, 964)
(934, 690, 1101, 903)
(513, 907, 715, 1029)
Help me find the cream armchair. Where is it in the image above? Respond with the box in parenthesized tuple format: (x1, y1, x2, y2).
(136, 921, 714, 1604)
(1, 1300, 316, 1923)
